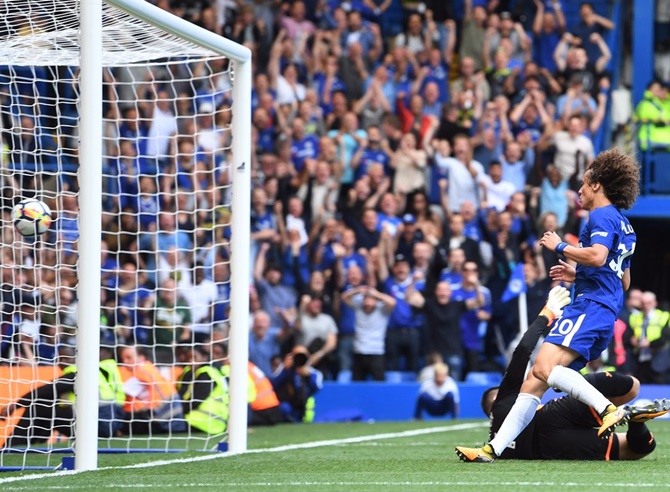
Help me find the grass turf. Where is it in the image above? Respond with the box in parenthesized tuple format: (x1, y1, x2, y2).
(0, 419, 669, 491)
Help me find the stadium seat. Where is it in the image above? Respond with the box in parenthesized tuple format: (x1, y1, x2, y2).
(384, 371, 417, 383)
(336, 370, 352, 384)
(642, 150, 670, 194)
(465, 372, 503, 385)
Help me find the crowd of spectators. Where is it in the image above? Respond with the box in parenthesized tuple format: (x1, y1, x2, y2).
(2, 0, 669, 405)
(240, 0, 618, 382)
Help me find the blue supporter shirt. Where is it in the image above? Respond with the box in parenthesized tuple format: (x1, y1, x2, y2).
(464, 215, 484, 243)
(175, 160, 197, 192)
(251, 88, 277, 111)
(439, 270, 463, 291)
(453, 285, 492, 351)
(312, 72, 347, 104)
(137, 194, 159, 231)
(257, 127, 276, 153)
(281, 245, 310, 289)
(102, 257, 120, 289)
(421, 61, 451, 103)
(291, 134, 320, 172)
(118, 286, 154, 343)
(533, 31, 560, 73)
(156, 230, 193, 254)
(57, 212, 79, 250)
(356, 147, 391, 180)
(376, 214, 402, 237)
(249, 329, 280, 377)
(574, 205, 636, 314)
(383, 276, 416, 329)
(119, 122, 150, 171)
(111, 165, 140, 212)
(212, 282, 230, 325)
(341, 252, 367, 277)
(338, 284, 359, 336)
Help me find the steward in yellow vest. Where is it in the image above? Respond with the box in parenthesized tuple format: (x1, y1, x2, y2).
(177, 345, 229, 435)
(0, 345, 125, 447)
(625, 295, 670, 384)
(215, 342, 283, 426)
(634, 81, 670, 151)
(61, 346, 126, 437)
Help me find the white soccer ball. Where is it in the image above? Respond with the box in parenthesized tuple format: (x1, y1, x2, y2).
(12, 198, 53, 237)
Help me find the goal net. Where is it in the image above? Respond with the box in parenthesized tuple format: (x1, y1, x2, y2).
(0, 0, 250, 471)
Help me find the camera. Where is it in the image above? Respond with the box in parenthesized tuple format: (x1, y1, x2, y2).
(293, 352, 309, 368)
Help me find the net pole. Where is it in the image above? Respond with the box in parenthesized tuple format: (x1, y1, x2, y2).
(227, 59, 252, 454)
(76, 0, 104, 471)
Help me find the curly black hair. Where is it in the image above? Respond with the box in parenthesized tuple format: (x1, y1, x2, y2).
(587, 147, 640, 210)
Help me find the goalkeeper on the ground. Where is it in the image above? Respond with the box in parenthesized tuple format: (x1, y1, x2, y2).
(460, 286, 669, 461)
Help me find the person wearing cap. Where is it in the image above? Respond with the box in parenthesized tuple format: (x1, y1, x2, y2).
(254, 241, 298, 329)
(377, 240, 421, 372)
(395, 214, 424, 261)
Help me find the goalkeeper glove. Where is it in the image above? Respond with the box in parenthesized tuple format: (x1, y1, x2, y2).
(540, 286, 571, 324)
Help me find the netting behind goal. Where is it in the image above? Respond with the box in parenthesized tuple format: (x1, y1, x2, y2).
(0, 0, 247, 470)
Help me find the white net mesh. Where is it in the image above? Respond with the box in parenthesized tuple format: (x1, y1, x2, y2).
(0, 0, 237, 468)
(0, 0, 219, 65)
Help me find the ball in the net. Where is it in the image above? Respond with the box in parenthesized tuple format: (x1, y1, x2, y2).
(12, 198, 53, 237)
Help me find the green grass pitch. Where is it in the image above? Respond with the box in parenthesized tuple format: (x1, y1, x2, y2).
(1, 419, 669, 491)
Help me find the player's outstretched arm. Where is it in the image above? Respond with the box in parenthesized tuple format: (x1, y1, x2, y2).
(540, 231, 608, 267)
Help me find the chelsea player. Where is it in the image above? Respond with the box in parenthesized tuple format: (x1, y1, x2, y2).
(457, 147, 640, 462)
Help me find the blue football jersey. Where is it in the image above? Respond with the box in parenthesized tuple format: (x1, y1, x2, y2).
(574, 205, 636, 314)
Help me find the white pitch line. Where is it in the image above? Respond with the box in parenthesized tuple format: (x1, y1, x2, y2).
(0, 422, 487, 485)
(0, 481, 662, 490)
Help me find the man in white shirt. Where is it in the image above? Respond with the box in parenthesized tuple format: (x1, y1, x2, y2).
(145, 90, 178, 171)
(545, 114, 594, 185)
(414, 362, 460, 419)
(434, 134, 485, 213)
(179, 265, 219, 343)
(477, 161, 517, 212)
(341, 286, 397, 381)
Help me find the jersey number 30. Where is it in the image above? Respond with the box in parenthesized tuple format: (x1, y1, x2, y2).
(609, 242, 636, 279)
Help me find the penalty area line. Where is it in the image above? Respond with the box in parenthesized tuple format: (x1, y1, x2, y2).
(0, 422, 487, 485)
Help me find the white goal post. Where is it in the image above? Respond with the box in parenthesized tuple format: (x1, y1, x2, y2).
(81, 0, 251, 471)
(0, 0, 251, 472)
